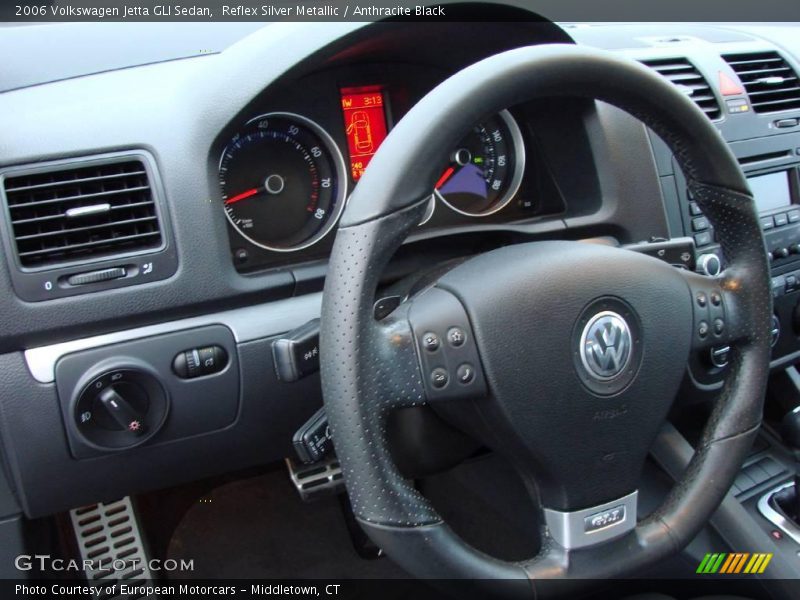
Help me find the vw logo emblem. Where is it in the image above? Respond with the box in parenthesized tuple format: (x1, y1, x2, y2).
(579, 311, 632, 381)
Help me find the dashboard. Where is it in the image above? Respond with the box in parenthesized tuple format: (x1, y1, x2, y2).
(2, 10, 800, 520)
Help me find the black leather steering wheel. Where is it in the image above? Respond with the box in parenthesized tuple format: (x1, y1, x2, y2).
(320, 45, 772, 593)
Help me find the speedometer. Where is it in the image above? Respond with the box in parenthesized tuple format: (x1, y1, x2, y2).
(219, 113, 347, 252)
(434, 110, 524, 217)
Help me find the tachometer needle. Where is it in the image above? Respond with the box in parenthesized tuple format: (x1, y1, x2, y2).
(225, 188, 259, 205)
(435, 166, 455, 190)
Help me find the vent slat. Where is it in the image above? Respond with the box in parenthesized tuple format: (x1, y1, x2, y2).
(641, 58, 721, 120)
(747, 87, 800, 97)
(15, 216, 159, 242)
(733, 66, 794, 78)
(6, 185, 150, 210)
(18, 231, 161, 259)
(11, 200, 157, 226)
(2, 158, 162, 268)
(723, 56, 784, 67)
(3, 170, 147, 193)
(723, 51, 800, 114)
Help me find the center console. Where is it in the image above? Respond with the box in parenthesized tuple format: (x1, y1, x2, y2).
(632, 37, 800, 582)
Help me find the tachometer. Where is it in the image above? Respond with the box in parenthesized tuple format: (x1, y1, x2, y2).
(434, 110, 524, 217)
(219, 113, 347, 252)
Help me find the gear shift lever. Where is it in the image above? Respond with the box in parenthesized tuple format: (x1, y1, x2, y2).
(778, 407, 800, 522)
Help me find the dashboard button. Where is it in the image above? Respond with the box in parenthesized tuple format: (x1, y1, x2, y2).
(772, 275, 786, 298)
(788, 209, 800, 223)
(692, 216, 710, 231)
(775, 118, 799, 129)
(774, 213, 789, 227)
(694, 231, 712, 247)
(173, 345, 228, 379)
(689, 201, 703, 216)
(761, 216, 775, 230)
(698, 321, 710, 339)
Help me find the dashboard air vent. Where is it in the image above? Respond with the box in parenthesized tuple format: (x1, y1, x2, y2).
(2, 158, 162, 268)
(723, 51, 800, 114)
(641, 58, 721, 120)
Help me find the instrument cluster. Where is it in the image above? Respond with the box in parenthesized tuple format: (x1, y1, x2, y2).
(216, 65, 565, 272)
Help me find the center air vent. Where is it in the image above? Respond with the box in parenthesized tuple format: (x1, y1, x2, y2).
(723, 51, 800, 114)
(2, 158, 162, 268)
(641, 58, 722, 120)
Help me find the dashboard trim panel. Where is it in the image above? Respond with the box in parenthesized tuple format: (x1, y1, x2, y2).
(24, 292, 322, 384)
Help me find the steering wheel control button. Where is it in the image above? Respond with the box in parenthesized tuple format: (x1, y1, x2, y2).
(173, 345, 228, 379)
(409, 287, 488, 401)
(696, 292, 707, 307)
(713, 318, 725, 336)
(447, 327, 466, 347)
(431, 368, 449, 389)
(698, 320, 710, 338)
(272, 319, 320, 383)
(710, 346, 730, 369)
(422, 332, 441, 352)
(771, 315, 781, 346)
(456, 364, 476, 384)
(689, 278, 729, 352)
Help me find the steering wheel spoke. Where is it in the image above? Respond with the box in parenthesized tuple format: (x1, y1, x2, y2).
(680, 269, 739, 352)
(407, 286, 489, 404)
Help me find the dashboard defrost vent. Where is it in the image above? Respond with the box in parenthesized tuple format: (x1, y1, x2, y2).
(641, 58, 721, 120)
(2, 158, 162, 268)
(723, 51, 800, 114)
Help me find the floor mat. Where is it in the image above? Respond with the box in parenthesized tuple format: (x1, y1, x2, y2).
(166, 468, 408, 579)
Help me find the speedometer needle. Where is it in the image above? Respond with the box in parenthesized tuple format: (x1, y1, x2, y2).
(225, 188, 259, 205)
(435, 166, 456, 190)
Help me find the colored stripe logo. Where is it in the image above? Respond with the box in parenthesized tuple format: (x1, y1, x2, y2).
(696, 553, 772, 574)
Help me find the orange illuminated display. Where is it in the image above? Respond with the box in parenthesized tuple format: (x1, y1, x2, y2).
(340, 86, 389, 181)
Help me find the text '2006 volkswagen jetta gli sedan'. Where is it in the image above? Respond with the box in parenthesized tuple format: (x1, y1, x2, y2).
(2, 1, 800, 598)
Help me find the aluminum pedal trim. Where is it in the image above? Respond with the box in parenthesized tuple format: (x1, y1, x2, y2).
(285, 456, 344, 502)
(69, 497, 153, 588)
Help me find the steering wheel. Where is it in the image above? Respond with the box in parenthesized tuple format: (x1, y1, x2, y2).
(319, 45, 772, 592)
